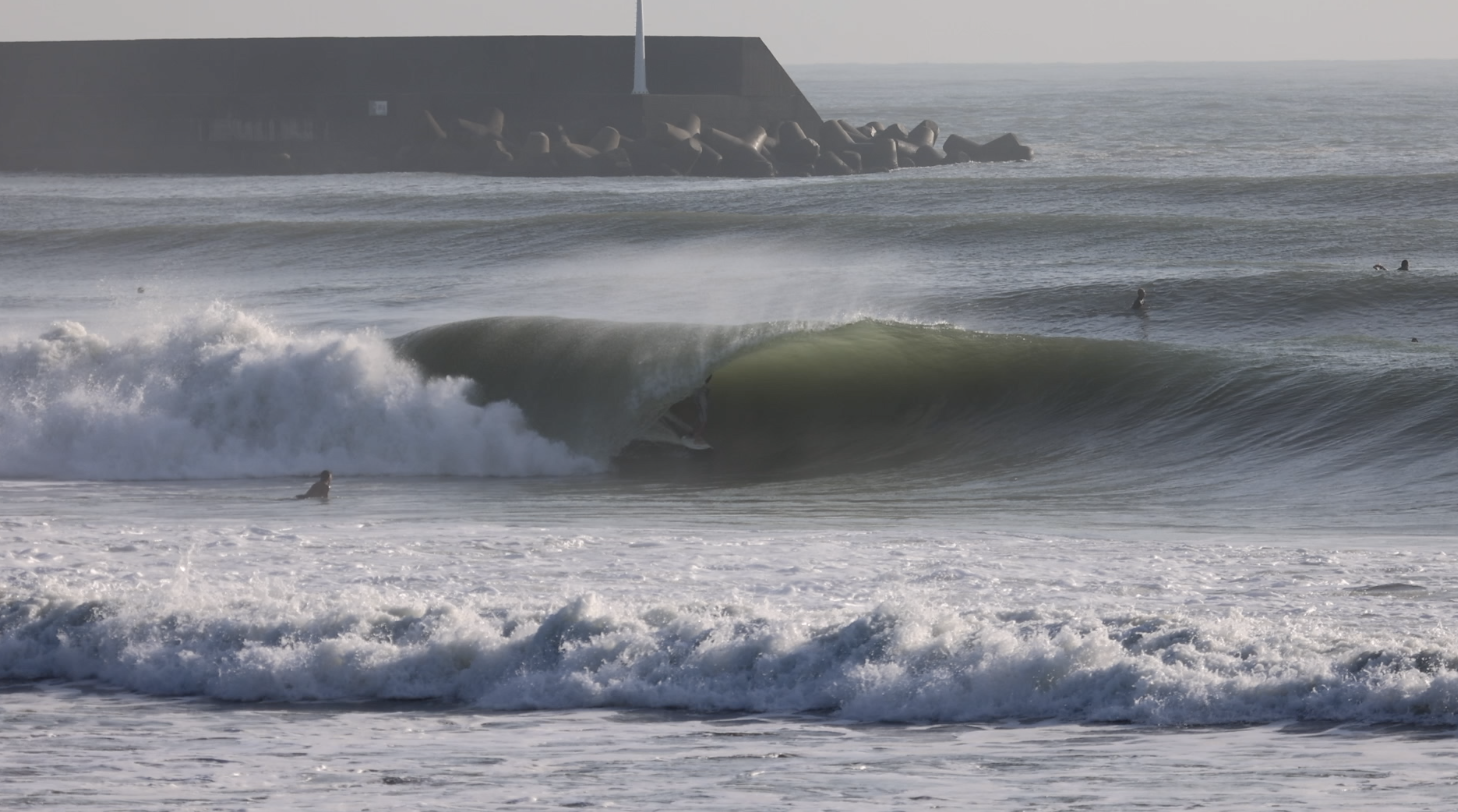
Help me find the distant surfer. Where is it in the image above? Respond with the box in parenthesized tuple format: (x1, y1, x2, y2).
(296, 470, 331, 500)
(1399, 259, 1410, 271)
(1373, 263, 1386, 271)
(1131, 287, 1147, 310)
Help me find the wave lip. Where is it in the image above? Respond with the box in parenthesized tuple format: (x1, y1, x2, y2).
(4, 589, 1455, 726)
(0, 305, 596, 480)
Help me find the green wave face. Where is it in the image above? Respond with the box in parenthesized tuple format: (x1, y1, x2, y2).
(396, 316, 1458, 484)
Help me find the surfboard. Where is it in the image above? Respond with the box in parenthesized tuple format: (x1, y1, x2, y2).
(642, 419, 712, 451)
(679, 435, 712, 451)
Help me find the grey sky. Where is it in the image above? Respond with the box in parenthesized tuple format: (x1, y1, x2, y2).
(8, 1, 1458, 64)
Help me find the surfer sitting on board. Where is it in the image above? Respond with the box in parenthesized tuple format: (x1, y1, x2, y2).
(296, 470, 331, 500)
(1131, 287, 1147, 310)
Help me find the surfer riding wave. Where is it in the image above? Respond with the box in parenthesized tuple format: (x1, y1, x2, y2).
(660, 375, 711, 449)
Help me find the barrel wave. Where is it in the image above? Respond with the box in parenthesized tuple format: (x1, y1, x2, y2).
(395, 316, 1458, 500)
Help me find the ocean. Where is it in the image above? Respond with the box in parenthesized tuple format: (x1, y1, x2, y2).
(3, 60, 1458, 809)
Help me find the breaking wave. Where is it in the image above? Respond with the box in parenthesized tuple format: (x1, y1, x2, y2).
(0, 304, 596, 480)
(4, 586, 1455, 725)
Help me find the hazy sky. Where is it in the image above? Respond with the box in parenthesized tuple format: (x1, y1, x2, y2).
(7, 1, 1458, 64)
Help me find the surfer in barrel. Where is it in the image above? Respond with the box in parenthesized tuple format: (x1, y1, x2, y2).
(296, 470, 332, 500)
(692, 375, 711, 443)
(661, 375, 712, 449)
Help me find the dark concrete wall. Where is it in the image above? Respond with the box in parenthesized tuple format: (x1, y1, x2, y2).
(0, 36, 822, 173)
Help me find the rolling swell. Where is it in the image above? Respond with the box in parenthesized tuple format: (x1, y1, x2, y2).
(5, 171, 1453, 281)
(397, 317, 1458, 484)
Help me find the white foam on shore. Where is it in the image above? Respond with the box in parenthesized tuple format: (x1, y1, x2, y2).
(0, 304, 598, 479)
(4, 579, 1455, 726)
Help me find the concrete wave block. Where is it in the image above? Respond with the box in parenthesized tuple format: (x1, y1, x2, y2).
(907, 120, 939, 148)
(915, 144, 947, 166)
(894, 140, 920, 166)
(777, 120, 808, 144)
(813, 150, 855, 176)
(976, 133, 1034, 162)
(690, 140, 723, 176)
(648, 120, 694, 145)
(667, 135, 702, 175)
(942, 134, 982, 161)
(589, 126, 621, 153)
(701, 128, 775, 177)
(818, 119, 861, 150)
(520, 131, 551, 158)
(778, 136, 820, 164)
(836, 120, 873, 143)
(876, 123, 911, 142)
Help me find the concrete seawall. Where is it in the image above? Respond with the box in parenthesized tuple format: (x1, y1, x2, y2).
(0, 36, 1031, 176)
(0, 36, 820, 173)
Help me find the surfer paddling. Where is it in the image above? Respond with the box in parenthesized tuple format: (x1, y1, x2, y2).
(296, 470, 331, 500)
(1373, 260, 1411, 271)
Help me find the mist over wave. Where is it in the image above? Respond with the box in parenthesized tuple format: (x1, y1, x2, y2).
(0, 304, 596, 480)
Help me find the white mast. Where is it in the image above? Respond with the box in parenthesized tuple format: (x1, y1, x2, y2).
(632, 0, 648, 95)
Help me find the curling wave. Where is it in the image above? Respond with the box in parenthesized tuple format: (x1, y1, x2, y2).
(396, 316, 1458, 483)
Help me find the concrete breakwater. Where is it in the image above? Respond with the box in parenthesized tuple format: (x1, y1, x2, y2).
(0, 36, 1032, 176)
(405, 108, 1033, 177)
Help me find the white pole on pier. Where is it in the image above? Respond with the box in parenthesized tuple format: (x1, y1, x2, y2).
(632, 0, 648, 95)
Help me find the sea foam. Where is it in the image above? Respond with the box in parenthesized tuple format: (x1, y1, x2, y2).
(0, 304, 598, 479)
(3, 583, 1455, 726)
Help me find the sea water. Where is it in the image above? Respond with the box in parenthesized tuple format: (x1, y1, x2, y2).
(3, 61, 1458, 810)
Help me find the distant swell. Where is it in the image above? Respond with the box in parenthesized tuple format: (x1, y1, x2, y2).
(3, 587, 1456, 725)
(4, 170, 1455, 273)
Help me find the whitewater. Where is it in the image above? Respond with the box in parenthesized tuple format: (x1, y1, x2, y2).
(4, 61, 1458, 809)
